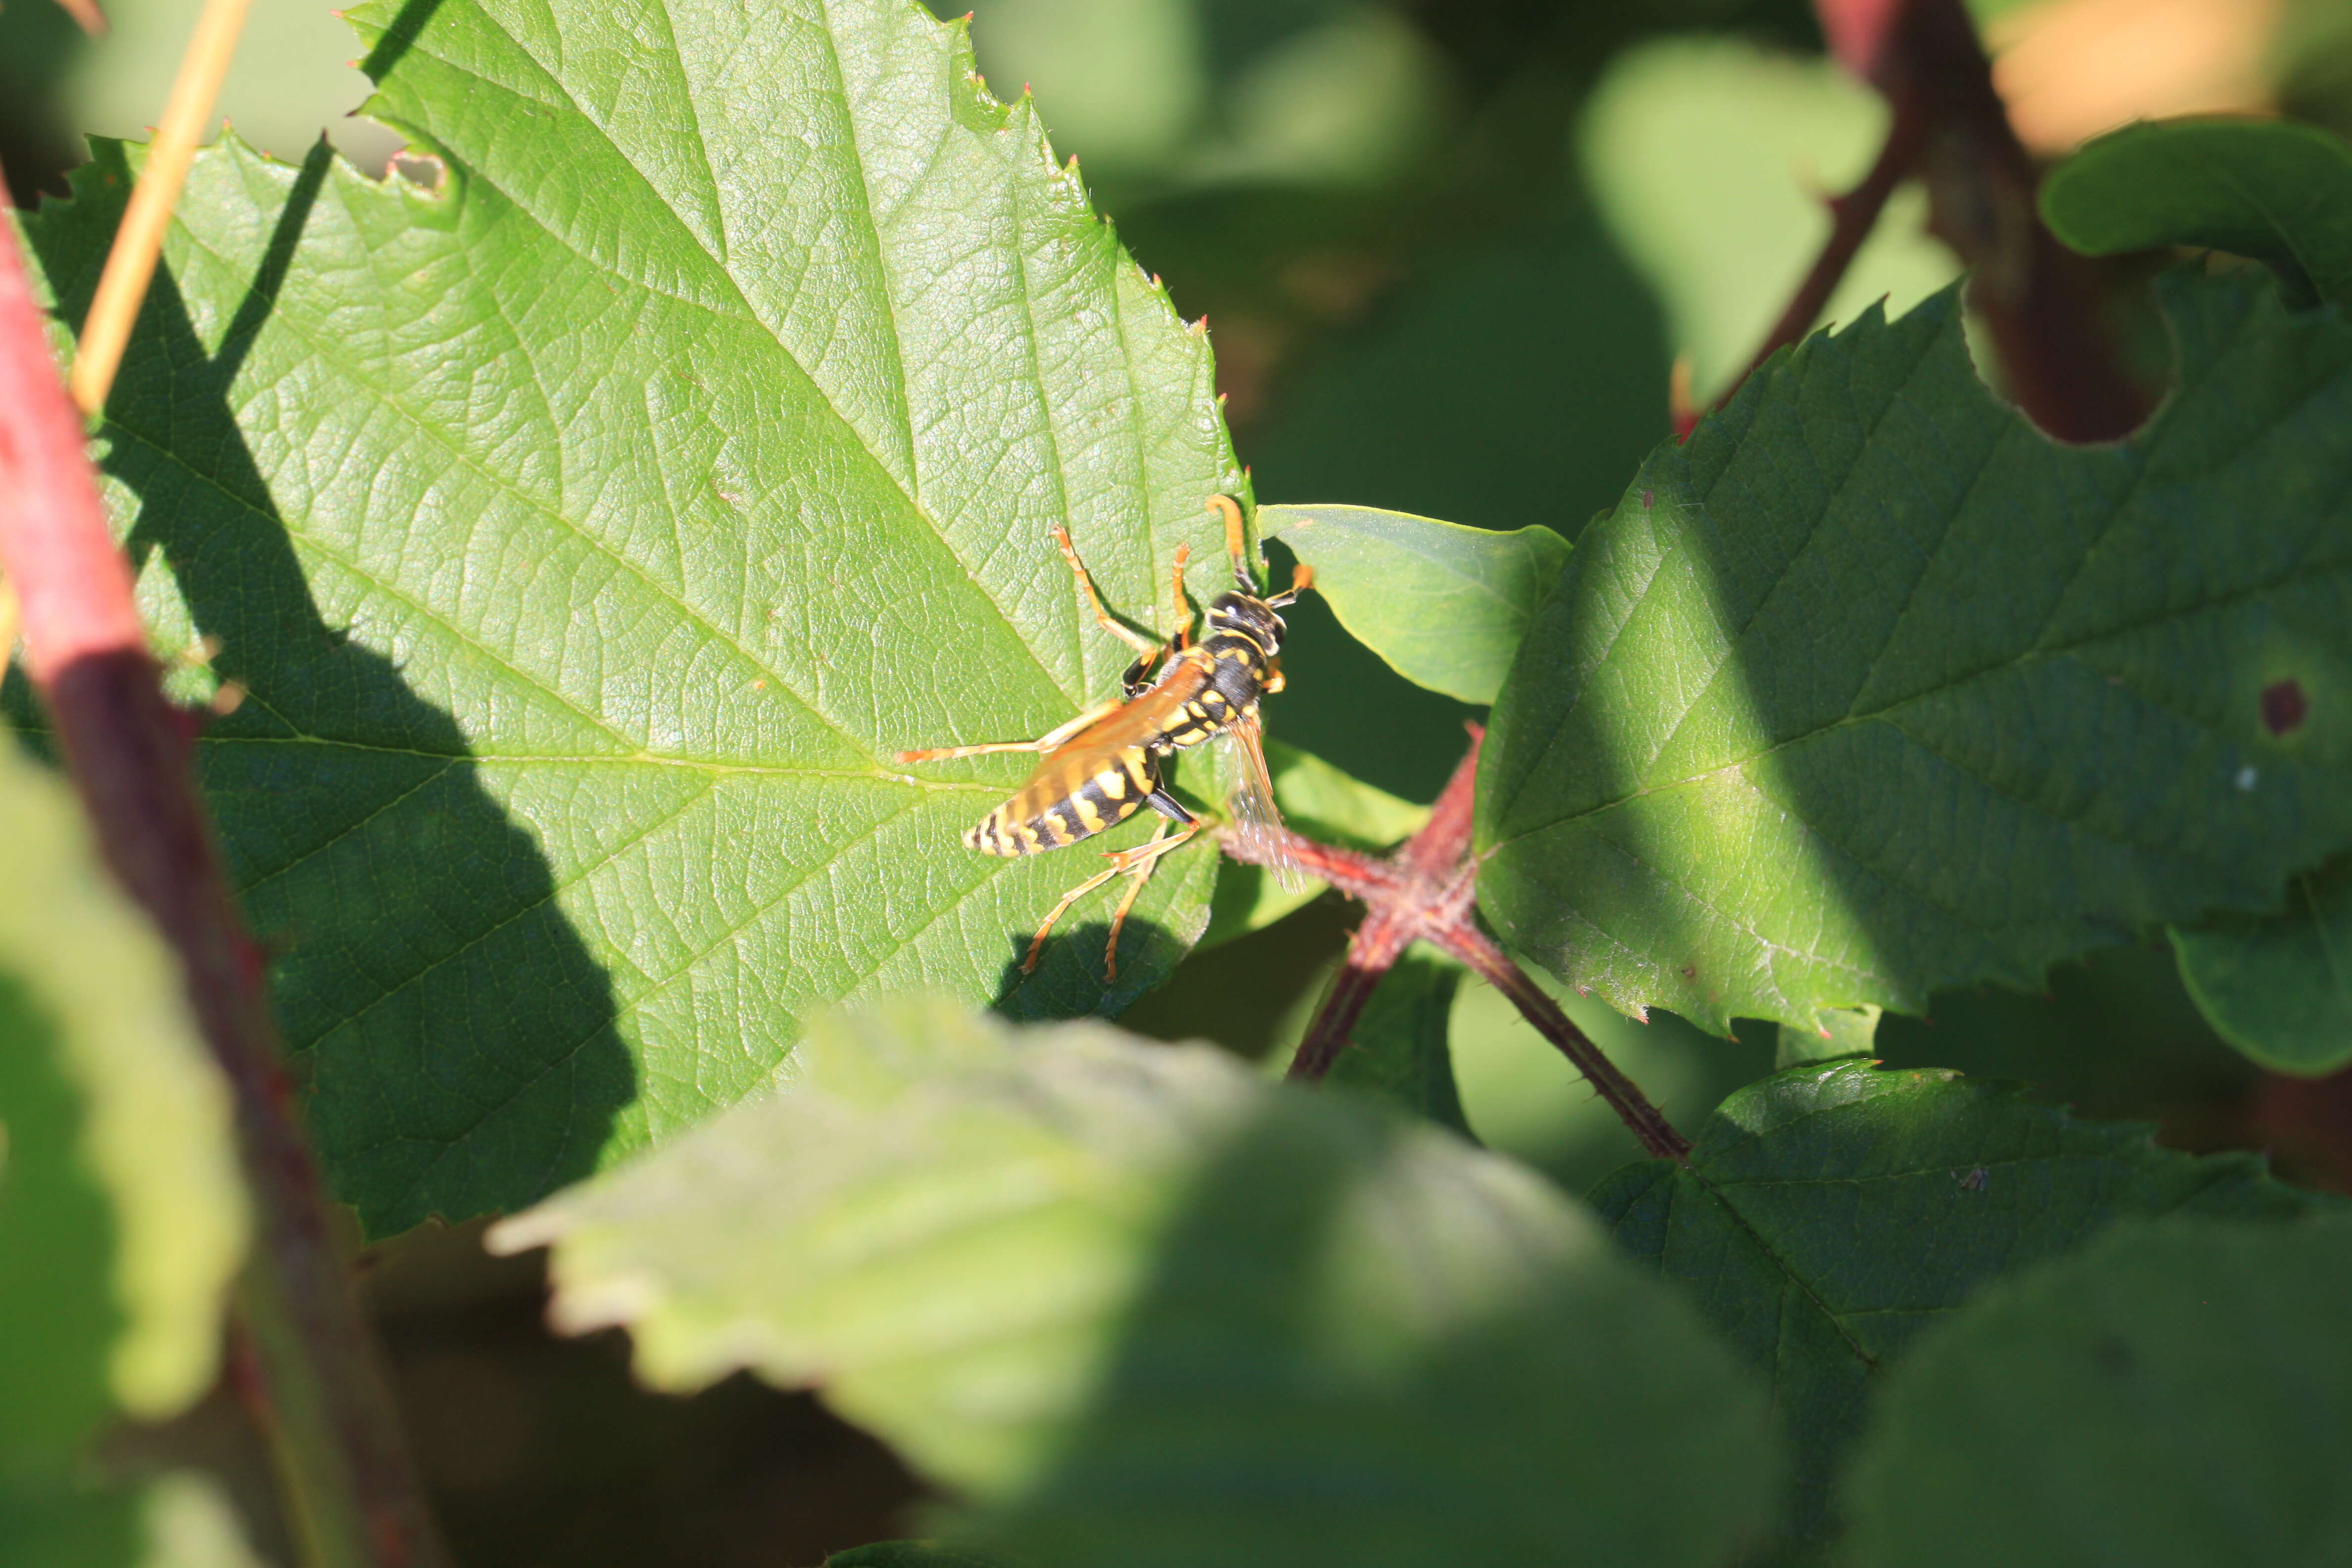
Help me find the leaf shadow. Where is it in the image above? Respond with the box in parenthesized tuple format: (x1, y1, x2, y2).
(19, 139, 633, 1238)
(931, 1089, 1774, 1566)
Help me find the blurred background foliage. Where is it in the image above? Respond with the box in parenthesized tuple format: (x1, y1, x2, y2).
(10, 0, 2352, 1562)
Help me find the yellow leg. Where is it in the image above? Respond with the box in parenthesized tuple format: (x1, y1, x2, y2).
(1053, 524, 1162, 658)
(897, 697, 1125, 763)
(1209, 494, 1249, 585)
(1167, 542, 1192, 650)
(1020, 818, 1199, 977)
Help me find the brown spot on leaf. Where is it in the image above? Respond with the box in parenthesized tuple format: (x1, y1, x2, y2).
(2261, 679, 2308, 735)
(2248, 677, 2304, 738)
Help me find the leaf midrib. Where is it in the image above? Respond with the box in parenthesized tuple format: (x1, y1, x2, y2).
(376, 15, 1077, 705)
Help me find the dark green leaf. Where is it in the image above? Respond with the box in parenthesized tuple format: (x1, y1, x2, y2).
(1591, 1060, 2325, 1558)
(0, 1471, 264, 1568)
(2170, 853, 2352, 1076)
(17, 0, 1248, 1233)
(1843, 1213, 2352, 1568)
(1261, 504, 1569, 704)
(1322, 953, 1472, 1134)
(1479, 274, 2352, 1034)
(2041, 117, 2352, 307)
(0, 744, 245, 1473)
(826, 1545, 1018, 1568)
(1776, 1003, 1880, 1069)
(495, 997, 1779, 1568)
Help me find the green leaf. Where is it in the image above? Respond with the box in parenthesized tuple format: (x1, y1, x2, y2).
(1776, 1003, 1881, 1070)
(17, 0, 1251, 1233)
(2041, 117, 2352, 308)
(1322, 953, 1472, 1134)
(1842, 1213, 2352, 1568)
(0, 1470, 266, 1568)
(1478, 273, 2352, 1035)
(2169, 853, 2352, 1076)
(1579, 34, 1957, 400)
(1259, 505, 1570, 705)
(1590, 1060, 2325, 1558)
(493, 997, 1778, 1568)
(1195, 738, 1426, 950)
(0, 743, 246, 1471)
(826, 1545, 1017, 1568)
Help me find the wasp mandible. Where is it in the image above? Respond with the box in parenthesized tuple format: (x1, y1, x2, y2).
(897, 495, 1311, 979)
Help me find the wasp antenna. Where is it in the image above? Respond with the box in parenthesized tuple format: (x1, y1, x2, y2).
(1267, 561, 1313, 608)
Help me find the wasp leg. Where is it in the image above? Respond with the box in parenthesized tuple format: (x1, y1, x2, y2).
(1052, 524, 1162, 660)
(897, 697, 1126, 763)
(1209, 494, 1254, 592)
(1167, 541, 1193, 652)
(1020, 816, 1200, 978)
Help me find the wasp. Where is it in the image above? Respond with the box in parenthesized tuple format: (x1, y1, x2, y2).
(898, 495, 1311, 979)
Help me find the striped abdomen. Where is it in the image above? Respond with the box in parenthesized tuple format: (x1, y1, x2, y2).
(966, 745, 1159, 857)
(1148, 630, 1273, 750)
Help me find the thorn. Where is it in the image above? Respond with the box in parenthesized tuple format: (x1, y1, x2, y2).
(1670, 353, 1699, 440)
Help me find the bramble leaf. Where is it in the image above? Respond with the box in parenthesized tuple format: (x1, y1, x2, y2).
(2170, 853, 2352, 1076)
(493, 997, 1779, 1568)
(0, 1470, 266, 1568)
(1260, 505, 1569, 705)
(1479, 274, 2352, 1034)
(1591, 1060, 2324, 1558)
(1322, 953, 1472, 1134)
(1843, 1214, 2352, 1568)
(2041, 117, 2352, 307)
(0, 742, 245, 1474)
(15, 0, 1253, 1233)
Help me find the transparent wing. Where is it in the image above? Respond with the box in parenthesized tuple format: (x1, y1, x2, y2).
(1222, 714, 1304, 893)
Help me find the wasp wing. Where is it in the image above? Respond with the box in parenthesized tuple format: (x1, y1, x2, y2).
(1221, 713, 1305, 893)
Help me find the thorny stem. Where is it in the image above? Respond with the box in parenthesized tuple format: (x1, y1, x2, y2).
(1697, 0, 2151, 442)
(1221, 727, 1692, 1164)
(0, 185, 448, 1568)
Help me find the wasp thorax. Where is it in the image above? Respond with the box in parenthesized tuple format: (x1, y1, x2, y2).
(1207, 592, 1285, 655)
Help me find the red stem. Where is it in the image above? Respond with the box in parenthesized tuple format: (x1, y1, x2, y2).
(1238, 728, 1690, 1164)
(0, 196, 446, 1568)
(1720, 92, 1930, 412)
(1702, 0, 2152, 442)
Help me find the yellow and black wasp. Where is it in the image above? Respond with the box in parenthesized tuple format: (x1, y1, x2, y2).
(898, 495, 1311, 978)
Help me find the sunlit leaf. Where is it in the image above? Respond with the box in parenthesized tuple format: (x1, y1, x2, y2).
(1261, 504, 1569, 705)
(1843, 1214, 2352, 1568)
(16, 0, 1250, 1233)
(2041, 117, 2352, 307)
(494, 997, 1779, 1568)
(1480, 273, 2352, 1034)
(1591, 1060, 2324, 1557)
